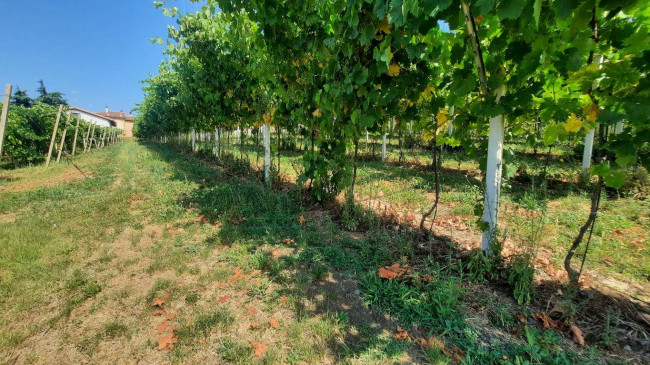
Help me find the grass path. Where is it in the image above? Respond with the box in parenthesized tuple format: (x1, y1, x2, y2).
(0, 140, 423, 364)
(0, 140, 641, 364)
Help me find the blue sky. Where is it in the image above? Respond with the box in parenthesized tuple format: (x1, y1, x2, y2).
(0, 0, 201, 114)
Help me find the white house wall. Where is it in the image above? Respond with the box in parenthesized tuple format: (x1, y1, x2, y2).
(69, 110, 114, 128)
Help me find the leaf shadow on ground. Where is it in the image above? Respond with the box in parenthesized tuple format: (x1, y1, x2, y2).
(142, 141, 650, 364)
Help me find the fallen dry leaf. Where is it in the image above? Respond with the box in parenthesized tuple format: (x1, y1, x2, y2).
(550, 303, 564, 315)
(269, 318, 280, 329)
(247, 306, 258, 315)
(153, 297, 166, 307)
(230, 268, 244, 282)
(394, 326, 411, 340)
(425, 336, 445, 351)
(516, 313, 526, 323)
(569, 325, 585, 346)
(280, 296, 288, 304)
(378, 263, 409, 279)
(156, 320, 169, 334)
(152, 309, 166, 316)
(218, 295, 231, 303)
(298, 215, 306, 224)
(532, 312, 563, 329)
(249, 323, 261, 330)
(158, 330, 178, 351)
(271, 250, 280, 259)
(251, 342, 269, 357)
(248, 269, 262, 277)
(282, 238, 295, 244)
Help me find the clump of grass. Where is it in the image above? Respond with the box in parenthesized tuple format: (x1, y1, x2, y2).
(103, 321, 130, 339)
(146, 278, 175, 303)
(310, 262, 329, 282)
(217, 338, 252, 364)
(177, 308, 235, 345)
(185, 291, 200, 304)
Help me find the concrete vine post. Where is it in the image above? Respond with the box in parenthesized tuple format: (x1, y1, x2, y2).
(263, 122, 271, 185)
(46, 104, 64, 167)
(56, 113, 72, 162)
(0, 84, 13, 159)
(462, 2, 506, 254)
(581, 55, 603, 173)
(214, 127, 219, 158)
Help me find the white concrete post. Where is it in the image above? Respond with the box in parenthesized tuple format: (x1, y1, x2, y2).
(615, 122, 623, 134)
(191, 128, 196, 152)
(0, 84, 12, 158)
(582, 129, 595, 172)
(381, 133, 387, 162)
(582, 54, 604, 172)
(263, 122, 271, 185)
(481, 86, 506, 253)
(448, 106, 455, 136)
(214, 127, 220, 158)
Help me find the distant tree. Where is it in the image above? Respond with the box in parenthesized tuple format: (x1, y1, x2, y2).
(11, 86, 32, 107)
(35, 80, 67, 106)
(36, 80, 47, 96)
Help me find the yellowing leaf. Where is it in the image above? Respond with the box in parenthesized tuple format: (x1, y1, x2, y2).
(436, 108, 449, 126)
(387, 63, 400, 77)
(420, 86, 435, 101)
(226, 89, 233, 98)
(263, 114, 273, 123)
(312, 109, 322, 118)
(583, 103, 600, 121)
(378, 17, 392, 34)
(406, 99, 414, 107)
(564, 113, 583, 132)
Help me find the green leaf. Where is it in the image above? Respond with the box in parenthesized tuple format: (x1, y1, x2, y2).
(497, 0, 525, 20)
(475, 0, 497, 15)
(604, 171, 626, 189)
(360, 25, 375, 45)
(351, 109, 361, 125)
(533, 0, 542, 29)
(388, 0, 404, 28)
(422, 0, 452, 16)
(360, 115, 376, 128)
(373, 0, 387, 18)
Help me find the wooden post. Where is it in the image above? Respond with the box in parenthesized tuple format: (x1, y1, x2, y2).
(100, 127, 107, 147)
(46, 104, 64, 167)
(56, 113, 72, 162)
(0, 84, 12, 159)
(263, 122, 271, 185)
(87, 124, 96, 151)
(71, 117, 81, 155)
